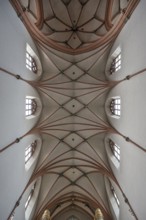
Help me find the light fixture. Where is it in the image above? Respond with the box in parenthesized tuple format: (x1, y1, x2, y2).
(41, 209, 51, 220)
(94, 208, 104, 220)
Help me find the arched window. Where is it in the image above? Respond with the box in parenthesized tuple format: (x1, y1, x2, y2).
(25, 182, 36, 210)
(25, 43, 42, 77)
(25, 97, 37, 116)
(67, 216, 79, 220)
(110, 53, 121, 74)
(110, 184, 120, 207)
(110, 97, 121, 116)
(109, 139, 120, 162)
(25, 140, 37, 164)
(26, 51, 37, 73)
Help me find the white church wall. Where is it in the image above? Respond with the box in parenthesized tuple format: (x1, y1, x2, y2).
(0, 1, 42, 219)
(105, 0, 146, 219)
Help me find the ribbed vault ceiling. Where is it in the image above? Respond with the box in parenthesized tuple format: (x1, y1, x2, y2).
(11, 0, 138, 54)
(9, 0, 140, 219)
(26, 0, 121, 49)
(32, 43, 113, 220)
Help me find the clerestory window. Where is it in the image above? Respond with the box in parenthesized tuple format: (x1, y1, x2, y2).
(25, 97, 37, 116)
(25, 182, 36, 210)
(110, 97, 121, 116)
(25, 140, 37, 164)
(26, 51, 37, 73)
(110, 53, 121, 74)
(110, 184, 120, 207)
(109, 139, 120, 161)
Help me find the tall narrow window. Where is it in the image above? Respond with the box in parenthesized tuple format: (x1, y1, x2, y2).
(25, 97, 37, 116)
(25, 182, 36, 210)
(25, 140, 37, 164)
(110, 53, 121, 74)
(110, 184, 120, 207)
(110, 97, 121, 116)
(109, 139, 120, 161)
(26, 51, 37, 73)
